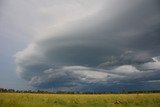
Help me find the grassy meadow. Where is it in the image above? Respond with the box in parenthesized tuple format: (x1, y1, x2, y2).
(0, 93, 160, 107)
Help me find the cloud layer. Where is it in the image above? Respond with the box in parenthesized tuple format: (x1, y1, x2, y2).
(13, 0, 160, 91)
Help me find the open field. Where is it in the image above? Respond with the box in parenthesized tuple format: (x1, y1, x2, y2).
(0, 93, 160, 107)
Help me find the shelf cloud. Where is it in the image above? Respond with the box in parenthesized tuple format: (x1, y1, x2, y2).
(12, 0, 160, 91)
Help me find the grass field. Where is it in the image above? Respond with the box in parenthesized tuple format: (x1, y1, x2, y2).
(0, 93, 160, 107)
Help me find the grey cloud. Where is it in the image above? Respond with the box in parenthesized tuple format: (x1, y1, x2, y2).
(21, 59, 160, 91)
(27, 66, 121, 88)
(98, 51, 152, 69)
(14, 0, 160, 91)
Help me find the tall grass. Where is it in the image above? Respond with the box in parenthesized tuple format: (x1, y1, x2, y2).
(0, 93, 160, 107)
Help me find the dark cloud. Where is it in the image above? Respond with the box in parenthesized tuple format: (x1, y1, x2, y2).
(15, 0, 160, 91)
(98, 51, 152, 69)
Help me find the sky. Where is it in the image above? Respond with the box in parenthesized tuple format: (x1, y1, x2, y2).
(0, 0, 160, 92)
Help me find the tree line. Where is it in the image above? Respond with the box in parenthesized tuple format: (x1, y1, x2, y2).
(0, 88, 160, 94)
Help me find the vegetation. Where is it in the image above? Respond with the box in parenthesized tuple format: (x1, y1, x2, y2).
(0, 93, 160, 107)
(0, 88, 160, 107)
(0, 88, 160, 94)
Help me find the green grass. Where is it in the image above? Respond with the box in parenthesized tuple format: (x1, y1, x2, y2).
(0, 93, 160, 107)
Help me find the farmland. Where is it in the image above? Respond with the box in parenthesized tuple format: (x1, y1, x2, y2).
(0, 93, 160, 107)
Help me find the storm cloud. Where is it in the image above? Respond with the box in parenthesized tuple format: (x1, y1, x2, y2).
(12, 0, 160, 91)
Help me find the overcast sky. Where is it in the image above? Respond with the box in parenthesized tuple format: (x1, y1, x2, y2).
(0, 0, 160, 92)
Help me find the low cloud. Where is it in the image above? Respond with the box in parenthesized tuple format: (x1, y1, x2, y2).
(98, 51, 152, 69)
(13, 0, 160, 91)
